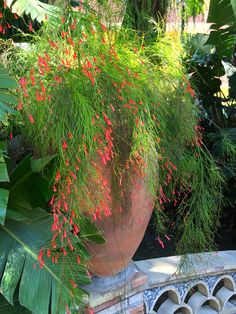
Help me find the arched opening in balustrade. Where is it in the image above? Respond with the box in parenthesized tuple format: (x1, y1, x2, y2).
(200, 298, 220, 312)
(223, 294, 236, 312)
(153, 291, 169, 312)
(153, 288, 180, 312)
(184, 282, 208, 303)
(173, 306, 192, 314)
(212, 276, 235, 295)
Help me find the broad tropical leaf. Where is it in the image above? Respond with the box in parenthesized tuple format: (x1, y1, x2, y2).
(0, 188, 9, 225)
(207, 0, 236, 25)
(31, 155, 56, 173)
(79, 217, 106, 244)
(0, 153, 53, 225)
(222, 61, 236, 98)
(0, 209, 90, 314)
(6, 0, 59, 23)
(0, 293, 31, 314)
(0, 149, 9, 225)
(7, 155, 53, 213)
(0, 64, 18, 122)
(0, 149, 9, 183)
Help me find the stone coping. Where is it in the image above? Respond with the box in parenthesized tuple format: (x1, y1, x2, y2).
(85, 250, 236, 310)
(135, 250, 236, 289)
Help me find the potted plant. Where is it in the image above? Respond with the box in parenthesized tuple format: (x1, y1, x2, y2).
(12, 0, 224, 282)
(15, 5, 159, 276)
(0, 1, 226, 312)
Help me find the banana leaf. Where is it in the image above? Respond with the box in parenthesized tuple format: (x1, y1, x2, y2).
(6, 0, 59, 23)
(0, 293, 31, 314)
(0, 64, 18, 122)
(0, 208, 90, 314)
(0, 149, 9, 225)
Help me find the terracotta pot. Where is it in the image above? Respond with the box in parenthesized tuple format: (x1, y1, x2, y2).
(86, 161, 156, 277)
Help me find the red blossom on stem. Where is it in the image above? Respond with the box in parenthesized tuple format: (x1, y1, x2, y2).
(28, 114, 35, 124)
(103, 113, 112, 125)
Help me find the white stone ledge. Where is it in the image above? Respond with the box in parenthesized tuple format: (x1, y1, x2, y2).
(139, 251, 236, 314)
(135, 250, 236, 289)
(86, 251, 236, 313)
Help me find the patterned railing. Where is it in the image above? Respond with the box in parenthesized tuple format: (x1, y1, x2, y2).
(87, 251, 236, 314)
(139, 251, 236, 314)
(144, 273, 236, 313)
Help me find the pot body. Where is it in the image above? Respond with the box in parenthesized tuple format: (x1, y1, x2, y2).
(86, 168, 156, 277)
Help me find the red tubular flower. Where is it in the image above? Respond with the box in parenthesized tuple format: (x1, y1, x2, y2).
(83, 144, 88, 157)
(17, 102, 23, 110)
(29, 21, 33, 32)
(47, 248, 51, 257)
(65, 306, 71, 314)
(48, 40, 58, 49)
(63, 201, 69, 212)
(19, 77, 27, 88)
(62, 141, 68, 150)
(82, 32, 87, 39)
(77, 255, 81, 264)
(68, 238, 74, 251)
(70, 279, 77, 289)
(37, 249, 44, 268)
(28, 114, 35, 124)
(62, 247, 67, 256)
(36, 91, 43, 101)
(82, 68, 95, 85)
(156, 237, 165, 249)
(55, 170, 61, 182)
(103, 113, 112, 126)
(73, 223, 79, 236)
(100, 22, 106, 31)
(70, 19, 77, 30)
(85, 58, 92, 69)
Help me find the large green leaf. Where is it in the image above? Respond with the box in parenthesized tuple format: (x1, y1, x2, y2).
(0, 64, 18, 121)
(0, 293, 31, 314)
(0, 92, 19, 105)
(188, 33, 213, 55)
(31, 155, 56, 173)
(0, 103, 17, 121)
(79, 217, 106, 244)
(222, 61, 236, 98)
(207, 0, 236, 25)
(7, 155, 53, 212)
(0, 64, 18, 89)
(0, 149, 10, 225)
(6, 0, 59, 23)
(0, 209, 89, 314)
(204, 25, 236, 57)
(0, 149, 9, 183)
(0, 188, 9, 225)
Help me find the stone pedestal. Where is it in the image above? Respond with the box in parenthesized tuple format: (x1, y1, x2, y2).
(84, 262, 147, 313)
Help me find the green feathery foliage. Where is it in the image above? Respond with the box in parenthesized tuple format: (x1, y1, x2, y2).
(13, 4, 223, 262)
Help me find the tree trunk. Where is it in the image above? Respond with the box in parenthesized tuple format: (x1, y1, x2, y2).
(123, 0, 170, 34)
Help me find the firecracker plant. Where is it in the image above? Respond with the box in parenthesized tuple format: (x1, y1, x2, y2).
(1, 1, 224, 313)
